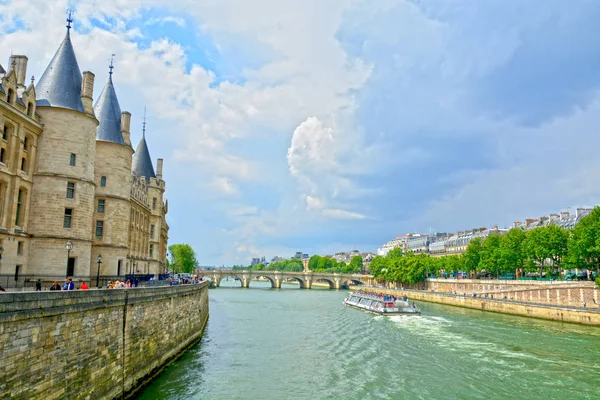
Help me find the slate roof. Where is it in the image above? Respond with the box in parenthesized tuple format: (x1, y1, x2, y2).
(35, 29, 85, 112)
(132, 136, 156, 181)
(93, 76, 125, 144)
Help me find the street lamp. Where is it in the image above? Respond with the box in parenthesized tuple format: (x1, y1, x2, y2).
(65, 240, 73, 276)
(96, 255, 102, 288)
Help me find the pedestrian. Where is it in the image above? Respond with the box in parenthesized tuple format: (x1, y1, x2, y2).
(583, 301, 587, 309)
(80, 281, 89, 290)
(50, 281, 61, 290)
(35, 279, 42, 291)
(65, 278, 75, 291)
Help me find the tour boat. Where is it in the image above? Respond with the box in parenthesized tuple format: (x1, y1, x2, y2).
(344, 291, 421, 315)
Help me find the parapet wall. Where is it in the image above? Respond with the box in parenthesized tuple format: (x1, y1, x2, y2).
(0, 283, 209, 399)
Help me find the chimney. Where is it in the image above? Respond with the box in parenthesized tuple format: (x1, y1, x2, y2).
(81, 71, 95, 115)
(156, 158, 163, 181)
(121, 111, 131, 146)
(549, 214, 559, 221)
(458, 231, 464, 236)
(480, 227, 487, 232)
(560, 211, 570, 220)
(513, 221, 522, 228)
(493, 225, 498, 231)
(576, 208, 590, 218)
(10, 55, 28, 89)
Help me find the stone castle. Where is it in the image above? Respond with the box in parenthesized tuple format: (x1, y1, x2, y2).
(0, 19, 168, 278)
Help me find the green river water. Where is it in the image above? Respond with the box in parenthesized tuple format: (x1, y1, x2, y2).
(137, 281, 600, 399)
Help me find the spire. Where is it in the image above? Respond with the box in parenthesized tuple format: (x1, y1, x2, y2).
(93, 59, 124, 145)
(66, 9, 73, 31)
(109, 54, 115, 77)
(132, 116, 156, 181)
(35, 14, 84, 112)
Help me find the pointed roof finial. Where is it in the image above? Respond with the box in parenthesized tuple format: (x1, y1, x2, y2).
(109, 54, 115, 76)
(66, 9, 74, 31)
(142, 106, 147, 138)
(31, 75, 35, 85)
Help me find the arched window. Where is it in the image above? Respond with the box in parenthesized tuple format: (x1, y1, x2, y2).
(7, 89, 14, 104)
(27, 102, 33, 117)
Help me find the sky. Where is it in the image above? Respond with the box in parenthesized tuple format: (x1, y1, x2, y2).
(2, 0, 600, 266)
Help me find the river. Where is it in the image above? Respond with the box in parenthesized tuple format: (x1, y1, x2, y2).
(137, 280, 600, 399)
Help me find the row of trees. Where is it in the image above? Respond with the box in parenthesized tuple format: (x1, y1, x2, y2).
(233, 258, 304, 272)
(370, 207, 600, 286)
(307, 255, 364, 274)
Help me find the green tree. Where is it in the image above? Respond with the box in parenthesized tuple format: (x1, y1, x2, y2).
(308, 255, 320, 271)
(369, 256, 388, 277)
(523, 227, 549, 276)
(463, 237, 483, 277)
(480, 234, 503, 278)
(168, 244, 199, 273)
(567, 207, 600, 277)
(499, 228, 526, 276)
(348, 256, 363, 273)
(544, 225, 568, 277)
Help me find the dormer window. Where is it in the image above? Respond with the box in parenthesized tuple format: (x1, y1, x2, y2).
(7, 89, 14, 104)
(27, 102, 34, 117)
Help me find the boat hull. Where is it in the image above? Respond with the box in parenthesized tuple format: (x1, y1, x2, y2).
(343, 297, 421, 316)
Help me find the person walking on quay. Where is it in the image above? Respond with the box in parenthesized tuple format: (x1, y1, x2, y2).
(80, 281, 89, 290)
(35, 279, 42, 291)
(65, 278, 75, 291)
(50, 281, 61, 291)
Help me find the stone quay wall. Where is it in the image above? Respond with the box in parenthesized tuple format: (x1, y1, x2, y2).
(0, 282, 209, 399)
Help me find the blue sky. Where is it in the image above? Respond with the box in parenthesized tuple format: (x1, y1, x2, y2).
(2, 0, 600, 265)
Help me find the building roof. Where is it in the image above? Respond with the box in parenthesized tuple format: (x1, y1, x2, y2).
(0, 64, 5, 74)
(132, 136, 156, 181)
(35, 29, 85, 112)
(93, 75, 125, 144)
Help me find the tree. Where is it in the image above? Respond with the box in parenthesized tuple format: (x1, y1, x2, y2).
(499, 228, 526, 276)
(523, 227, 549, 277)
(348, 256, 363, 273)
(463, 237, 483, 277)
(480, 234, 503, 278)
(168, 244, 198, 273)
(544, 225, 568, 277)
(308, 255, 320, 271)
(567, 207, 600, 277)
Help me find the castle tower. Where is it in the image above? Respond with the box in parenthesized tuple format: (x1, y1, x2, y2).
(28, 17, 99, 277)
(130, 124, 167, 276)
(91, 60, 133, 277)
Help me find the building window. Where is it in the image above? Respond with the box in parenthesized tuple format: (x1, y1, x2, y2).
(97, 199, 105, 213)
(69, 153, 76, 166)
(20, 157, 26, 172)
(152, 197, 157, 210)
(64, 208, 73, 228)
(7, 89, 14, 104)
(149, 244, 154, 257)
(15, 189, 24, 226)
(17, 241, 23, 255)
(23, 137, 28, 151)
(27, 103, 33, 117)
(100, 176, 106, 187)
(0, 148, 5, 164)
(96, 220, 104, 238)
(66, 182, 75, 199)
(2, 124, 10, 141)
(150, 224, 155, 239)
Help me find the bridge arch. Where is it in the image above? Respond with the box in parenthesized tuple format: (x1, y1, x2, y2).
(312, 278, 335, 289)
(251, 275, 276, 288)
(282, 276, 307, 289)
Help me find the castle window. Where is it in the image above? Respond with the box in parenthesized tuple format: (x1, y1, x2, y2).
(95, 220, 104, 238)
(150, 224, 155, 239)
(2, 124, 11, 141)
(0, 148, 5, 164)
(100, 176, 106, 187)
(69, 153, 76, 166)
(149, 244, 154, 257)
(152, 197, 157, 210)
(17, 241, 23, 255)
(7, 89, 14, 104)
(20, 157, 26, 172)
(27, 103, 33, 117)
(97, 199, 105, 213)
(15, 189, 25, 226)
(66, 182, 75, 199)
(64, 208, 73, 228)
(23, 137, 28, 151)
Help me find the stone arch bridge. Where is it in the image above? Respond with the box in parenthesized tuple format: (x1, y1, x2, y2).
(198, 270, 375, 289)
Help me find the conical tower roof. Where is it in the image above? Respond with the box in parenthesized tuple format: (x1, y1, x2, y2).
(132, 135, 156, 181)
(94, 74, 124, 144)
(35, 25, 84, 112)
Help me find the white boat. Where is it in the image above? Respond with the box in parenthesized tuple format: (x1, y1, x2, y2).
(344, 291, 420, 315)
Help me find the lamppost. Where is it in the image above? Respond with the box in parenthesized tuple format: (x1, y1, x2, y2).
(65, 240, 73, 276)
(96, 255, 102, 288)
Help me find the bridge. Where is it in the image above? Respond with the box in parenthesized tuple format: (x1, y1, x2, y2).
(197, 270, 375, 289)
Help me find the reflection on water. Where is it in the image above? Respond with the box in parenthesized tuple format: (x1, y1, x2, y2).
(136, 281, 600, 400)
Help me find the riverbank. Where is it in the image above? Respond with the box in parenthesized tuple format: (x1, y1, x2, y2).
(349, 285, 600, 326)
(0, 282, 209, 399)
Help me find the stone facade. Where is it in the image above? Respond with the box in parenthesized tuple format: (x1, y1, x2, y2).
(0, 283, 209, 399)
(0, 24, 169, 279)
